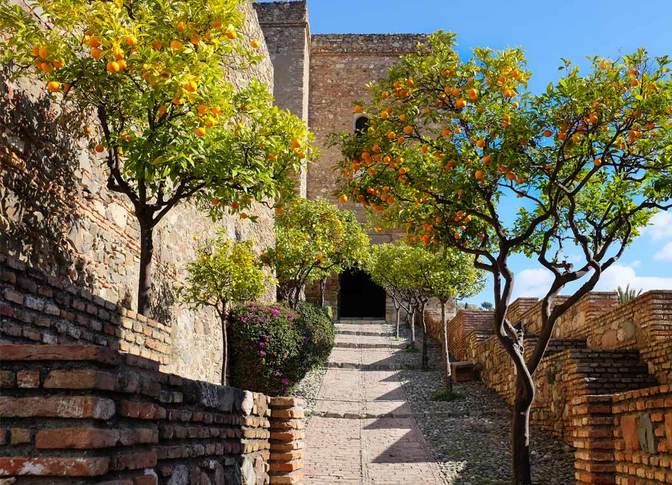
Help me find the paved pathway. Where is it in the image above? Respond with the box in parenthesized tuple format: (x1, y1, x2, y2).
(304, 320, 445, 485)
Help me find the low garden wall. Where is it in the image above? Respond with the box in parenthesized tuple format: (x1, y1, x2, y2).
(0, 253, 306, 484)
(0, 344, 305, 484)
(437, 290, 672, 484)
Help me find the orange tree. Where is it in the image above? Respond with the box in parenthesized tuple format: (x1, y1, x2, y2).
(338, 32, 672, 483)
(265, 198, 370, 309)
(0, 0, 312, 315)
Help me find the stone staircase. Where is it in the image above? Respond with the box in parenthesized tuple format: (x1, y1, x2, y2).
(328, 319, 435, 370)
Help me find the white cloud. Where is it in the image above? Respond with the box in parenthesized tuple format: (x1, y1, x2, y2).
(512, 268, 554, 299)
(595, 263, 672, 293)
(655, 242, 672, 262)
(643, 212, 672, 241)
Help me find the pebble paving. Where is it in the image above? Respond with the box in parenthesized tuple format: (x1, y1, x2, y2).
(300, 319, 574, 485)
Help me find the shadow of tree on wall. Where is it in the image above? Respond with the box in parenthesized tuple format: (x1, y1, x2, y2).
(0, 73, 95, 289)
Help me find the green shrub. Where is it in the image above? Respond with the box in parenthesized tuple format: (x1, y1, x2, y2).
(295, 302, 335, 369)
(229, 302, 335, 395)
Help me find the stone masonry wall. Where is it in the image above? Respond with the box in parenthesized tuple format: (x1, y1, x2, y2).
(307, 34, 426, 314)
(0, 344, 305, 484)
(255, 0, 310, 197)
(0, 1, 275, 384)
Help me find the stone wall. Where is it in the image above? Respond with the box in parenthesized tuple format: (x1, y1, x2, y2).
(0, 1, 276, 384)
(306, 34, 426, 314)
(0, 344, 305, 484)
(255, 0, 310, 197)
(444, 291, 672, 484)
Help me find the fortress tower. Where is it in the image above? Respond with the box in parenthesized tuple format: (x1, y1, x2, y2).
(255, 1, 441, 321)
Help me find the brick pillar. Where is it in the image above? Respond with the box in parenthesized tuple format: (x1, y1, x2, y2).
(269, 397, 305, 484)
(571, 395, 616, 484)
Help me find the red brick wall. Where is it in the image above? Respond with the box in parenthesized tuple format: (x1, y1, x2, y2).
(0, 344, 305, 484)
(0, 253, 172, 367)
(444, 291, 672, 483)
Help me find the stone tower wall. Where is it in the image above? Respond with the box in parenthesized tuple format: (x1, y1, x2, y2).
(255, 0, 311, 198)
(0, 2, 275, 384)
(307, 34, 427, 317)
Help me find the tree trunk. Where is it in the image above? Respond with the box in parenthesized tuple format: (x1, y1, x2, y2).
(137, 218, 154, 316)
(320, 278, 326, 308)
(409, 308, 416, 348)
(394, 305, 400, 339)
(512, 374, 534, 484)
(420, 303, 428, 370)
(441, 301, 453, 392)
(221, 316, 228, 386)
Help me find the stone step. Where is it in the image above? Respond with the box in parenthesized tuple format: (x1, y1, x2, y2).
(326, 361, 434, 371)
(310, 409, 507, 419)
(336, 329, 397, 337)
(335, 341, 406, 349)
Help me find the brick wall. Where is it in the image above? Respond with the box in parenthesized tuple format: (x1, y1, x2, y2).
(0, 254, 172, 366)
(444, 291, 672, 483)
(0, 344, 305, 484)
(0, 1, 276, 384)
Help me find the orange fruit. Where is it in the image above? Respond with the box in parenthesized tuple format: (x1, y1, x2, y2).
(152, 40, 162, 51)
(251, 39, 260, 49)
(441, 128, 452, 137)
(158, 105, 168, 117)
(190, 35, 201, 46)
(197, 104, 208, 115)
(338, 194, 348, 204)
(474, 170, 484, 180)
(172, 97, 184, 106)
(95, 144, 105, 153)
(46, 81, 61, 93)
(212, 19, 223, 29)
(176, 21, 187, 32)
(112, 48, 125, 60)
(455, 98, 467, 110)
(466, 88, 479, 101)
(354, 104, 362, 113)
(126, 36, 138, 46)
(52, 59, 65, 69)
(594, 158, 602, 167)
(403, 125, 413, 135)
(170, 40, 183, 50)
(184, 80, 198, 93)
(86, 37, 100, 49)
(194, 127, 206, 138)
(476, 139, 486, 148)
(506, 172, 516, 181)
(231, 201, 240, 210)
(225, 28, 237, 40)
(291, 138, 302, 149)
(117, 59, 127, 71)
(482, 155, 491, 164)
(106, 61, 121, 73)
(210, 197, 221, 206)
(543, 129, 553, 137)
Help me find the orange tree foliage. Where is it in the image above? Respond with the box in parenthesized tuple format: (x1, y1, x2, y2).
(0, 0, 313, 314)
(337, 31, 672, 482)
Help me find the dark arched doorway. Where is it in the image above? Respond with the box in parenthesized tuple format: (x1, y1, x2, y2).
(338, 269, 386, 319)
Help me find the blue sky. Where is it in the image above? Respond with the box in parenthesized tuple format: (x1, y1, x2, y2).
(301, 0, 672, 304)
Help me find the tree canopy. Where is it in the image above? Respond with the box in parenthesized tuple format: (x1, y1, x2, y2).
(0, 0, 313, 313)
(265, 198, 370, 308)
(337, 31, 672, 483)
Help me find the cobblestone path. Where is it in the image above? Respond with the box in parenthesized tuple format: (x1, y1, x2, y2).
(303, 320, 445, 485)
